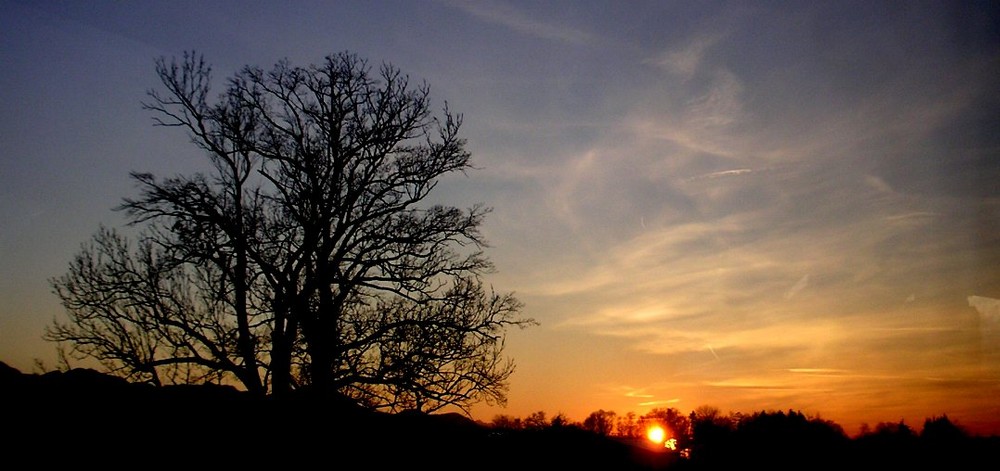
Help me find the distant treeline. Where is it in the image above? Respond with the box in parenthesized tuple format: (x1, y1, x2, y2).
(3, 362, 996, 470)
(487, 407, 999, 469)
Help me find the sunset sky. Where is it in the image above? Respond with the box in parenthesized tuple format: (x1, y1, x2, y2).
(2, 1, 998, 435)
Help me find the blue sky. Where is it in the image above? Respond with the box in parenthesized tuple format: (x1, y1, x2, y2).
(2, 0, 999, 434)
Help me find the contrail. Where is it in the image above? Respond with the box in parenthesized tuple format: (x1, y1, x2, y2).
(706, 344, 720, 360)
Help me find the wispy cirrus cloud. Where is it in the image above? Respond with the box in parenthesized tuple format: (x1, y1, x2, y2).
(687, 168, 754, 181)
(443, 0, 593, 44)
(420, 1, 1000, 431)
(645, 32, 726, 79)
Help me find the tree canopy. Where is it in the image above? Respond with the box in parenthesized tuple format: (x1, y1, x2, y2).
(48, 51, 532, 413)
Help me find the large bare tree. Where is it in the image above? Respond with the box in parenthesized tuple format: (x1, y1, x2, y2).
(48, 51, 532, 412)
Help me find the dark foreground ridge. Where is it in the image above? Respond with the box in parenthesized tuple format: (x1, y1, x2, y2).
(3, 362, 997, 470)
(1, 363, 670, 469)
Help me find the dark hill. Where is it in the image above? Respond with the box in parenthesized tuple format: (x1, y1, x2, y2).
(1, 362, 672, 469)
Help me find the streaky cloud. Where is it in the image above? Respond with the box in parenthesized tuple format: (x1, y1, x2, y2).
(884, 212, 939, 222)
(638, 399, 680, 407)
(787, 368, 849, 375)
(705, 380, 794, 390)
(646, 32, 725, 78)
(444, 0, 592, 44)
(783, 274, 810, 300)
(688, 168, 753, 181)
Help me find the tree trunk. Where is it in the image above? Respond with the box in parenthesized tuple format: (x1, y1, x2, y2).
(233, 177, 264, 395)
(270, 299, 295, 397)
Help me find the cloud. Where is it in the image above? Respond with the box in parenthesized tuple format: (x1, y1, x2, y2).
(477, 3, 999, 428)
(968, 296, 1000, 322)
(705, 380, 795, 390)
(538, 184, 989, 391)
(968, 296, 1000, 355)
(444, 0, 592, 44)
(608, 383, 691, 409)
(645, 32, 725, 79)
(638, 399, 681, 407)
(784, 275, 810, 300)
(687, 168, 754, 181)
(864, 175, 893, 194)
(787, 368, 849, 375)
(531, 216, 753, 297)
(626, 68, 747, 159)
(613, 317, 853, 358)
(625, 390, 654, 399)
(685, 69, 745, 127)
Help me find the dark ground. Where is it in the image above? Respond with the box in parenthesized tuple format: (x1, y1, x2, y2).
(3, 363, 996, 470)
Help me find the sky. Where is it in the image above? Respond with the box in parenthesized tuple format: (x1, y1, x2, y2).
(2, 0, 999, 435)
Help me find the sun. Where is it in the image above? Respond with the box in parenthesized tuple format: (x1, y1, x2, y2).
(646, 425, 666, 444)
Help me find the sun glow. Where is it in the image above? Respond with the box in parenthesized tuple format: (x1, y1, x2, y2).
(646, 425, 666, 444)
(646, 425, 679, 450)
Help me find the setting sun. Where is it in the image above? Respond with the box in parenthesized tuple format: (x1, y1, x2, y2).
(646, 425, 666, 444)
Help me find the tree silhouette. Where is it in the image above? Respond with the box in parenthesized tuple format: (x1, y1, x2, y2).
(491, 414, 523, 430)
(732, 410, 849, 467)
(524, 410, 549, 430)
(549, 412, 571, 429)
(921, 414, 966, 443)
(48, 51, 532, 412)
(688, 406, 736, 465)
(854, 419, 920, 467)
(583, 409, 617, 436)
(615, 411, 642, 438)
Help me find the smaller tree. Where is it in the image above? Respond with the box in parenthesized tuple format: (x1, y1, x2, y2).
(615, 411, 642, 438)
(921, 415, 966, 444)
(524, 410, 549, 430)
(491, 414, 522, 430)
(583, 409, 617, 436)
(872, 420, 916, 438)
(550, 412, 570, 429)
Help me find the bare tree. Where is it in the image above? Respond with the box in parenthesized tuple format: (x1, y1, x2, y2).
(49, 51, 532, 412)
